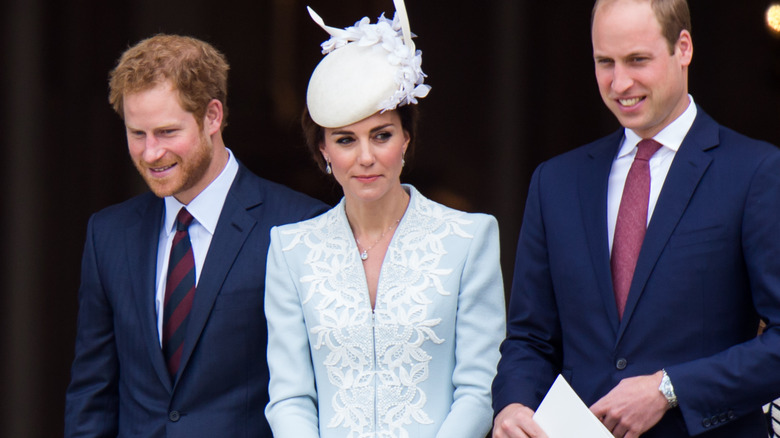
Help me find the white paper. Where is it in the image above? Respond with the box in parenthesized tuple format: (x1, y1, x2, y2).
(533, 374, 613, 438)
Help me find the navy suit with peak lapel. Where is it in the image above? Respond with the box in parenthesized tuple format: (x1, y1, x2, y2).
(492, 107, 780, 437)
(65, 162, 328, 437)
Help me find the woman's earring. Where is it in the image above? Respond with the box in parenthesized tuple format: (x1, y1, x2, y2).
(325, 160, 332, 175)
(401, 154, 406, 168)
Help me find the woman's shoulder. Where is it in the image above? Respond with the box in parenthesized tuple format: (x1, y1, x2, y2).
(407, 185, 497, 230)
(272, 204, 342, 242)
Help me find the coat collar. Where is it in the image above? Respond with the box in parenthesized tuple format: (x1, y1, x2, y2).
(128, 163, 264, 390)
(616, 108, 717, 339)
(577, 107, 720, 341)
(174, 163, 262, 388)
(126, 196, 171, 390)
(579, 129, 624, 336)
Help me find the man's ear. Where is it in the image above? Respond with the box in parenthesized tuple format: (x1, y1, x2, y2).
(676, 29, 693, 67)
(204, 99, 223, 135)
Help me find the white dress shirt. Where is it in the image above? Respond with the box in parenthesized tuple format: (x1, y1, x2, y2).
(607, 96, 697, 252)
(154, 149, 239, 345)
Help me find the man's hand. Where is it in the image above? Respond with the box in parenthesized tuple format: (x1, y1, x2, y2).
(493, 403, 549, 438)
(590, 371, 670, 438)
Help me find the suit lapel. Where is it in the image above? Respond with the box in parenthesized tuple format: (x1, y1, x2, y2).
(617, 109, 718, 340)
(126, 197, 172, 391)
(174, 166, 262, 386)
(580, 130, 624, 335)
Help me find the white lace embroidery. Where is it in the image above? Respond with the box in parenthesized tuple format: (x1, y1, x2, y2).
(280, 193, 473, 437)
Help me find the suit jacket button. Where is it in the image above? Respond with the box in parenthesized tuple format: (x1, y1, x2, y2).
(710, 415, 720, 425)
(615, 358, 627, 370)
(169, 411, 180, 422)
(728, 410, 736, 420)
(718, 412, 728, 422)
(702, 418, 711, 428)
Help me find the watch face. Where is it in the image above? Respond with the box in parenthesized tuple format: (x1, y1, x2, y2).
(659, 371, 677, 407)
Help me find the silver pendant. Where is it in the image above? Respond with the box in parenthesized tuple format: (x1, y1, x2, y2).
(360, 250, 368, 261)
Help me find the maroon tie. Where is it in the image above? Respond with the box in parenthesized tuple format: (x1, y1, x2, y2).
(611, 139, 662, 319)
(163, 208, 196, 377)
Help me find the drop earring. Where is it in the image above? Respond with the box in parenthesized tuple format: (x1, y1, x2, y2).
(325, 159, 332, 175)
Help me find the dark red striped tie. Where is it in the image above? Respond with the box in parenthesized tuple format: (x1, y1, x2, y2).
(163, 208, 196, 378)
(611, 139, 661, 320)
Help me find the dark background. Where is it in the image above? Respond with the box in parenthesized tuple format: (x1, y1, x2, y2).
(2, 0, 779, 435)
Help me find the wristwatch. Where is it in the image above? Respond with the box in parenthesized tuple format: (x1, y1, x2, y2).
(659, 369, 678, 408)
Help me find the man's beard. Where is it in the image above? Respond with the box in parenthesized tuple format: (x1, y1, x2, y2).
(135, 134, 213, 200)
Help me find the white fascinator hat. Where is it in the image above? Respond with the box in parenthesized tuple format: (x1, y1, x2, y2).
(306, 0, 431, 128)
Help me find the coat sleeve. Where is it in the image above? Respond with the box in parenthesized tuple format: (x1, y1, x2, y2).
(492, 163, 563, 415)
(435, 215, 507, 438)
(64, 215, 119, 438)
(264, 226, 320, 438)
(668, 151, 780, 435)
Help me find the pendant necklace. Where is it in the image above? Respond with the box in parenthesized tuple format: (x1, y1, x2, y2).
(355, 219, 401, 261)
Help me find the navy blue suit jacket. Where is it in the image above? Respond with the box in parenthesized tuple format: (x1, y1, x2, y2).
(65, 163, 328, 437)
(493, 108, 780, 437)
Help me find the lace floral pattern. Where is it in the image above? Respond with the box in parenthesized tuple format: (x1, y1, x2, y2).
(280, 192, 473, 438)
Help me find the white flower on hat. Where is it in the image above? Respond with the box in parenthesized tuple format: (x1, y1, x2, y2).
(306, 0, 430, 128)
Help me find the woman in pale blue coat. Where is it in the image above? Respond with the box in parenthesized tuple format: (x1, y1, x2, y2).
(264, 1, 505, 437)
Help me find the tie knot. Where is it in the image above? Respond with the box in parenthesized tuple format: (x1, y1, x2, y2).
(175, 208, 194, 231)
(635, 139, 662, 161)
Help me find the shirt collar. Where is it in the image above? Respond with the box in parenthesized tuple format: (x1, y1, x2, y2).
(618, 94, 697, 158)
(163, 148, 239, 235)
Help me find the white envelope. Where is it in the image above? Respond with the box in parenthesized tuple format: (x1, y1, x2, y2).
(533, 374, 613, 438)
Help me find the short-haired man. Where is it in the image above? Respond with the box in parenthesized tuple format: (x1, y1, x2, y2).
(492, 1, 780, 437)
(64, 34, 328, 437)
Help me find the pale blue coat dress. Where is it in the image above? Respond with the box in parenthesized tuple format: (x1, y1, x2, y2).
(264, 185, 506, 438)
